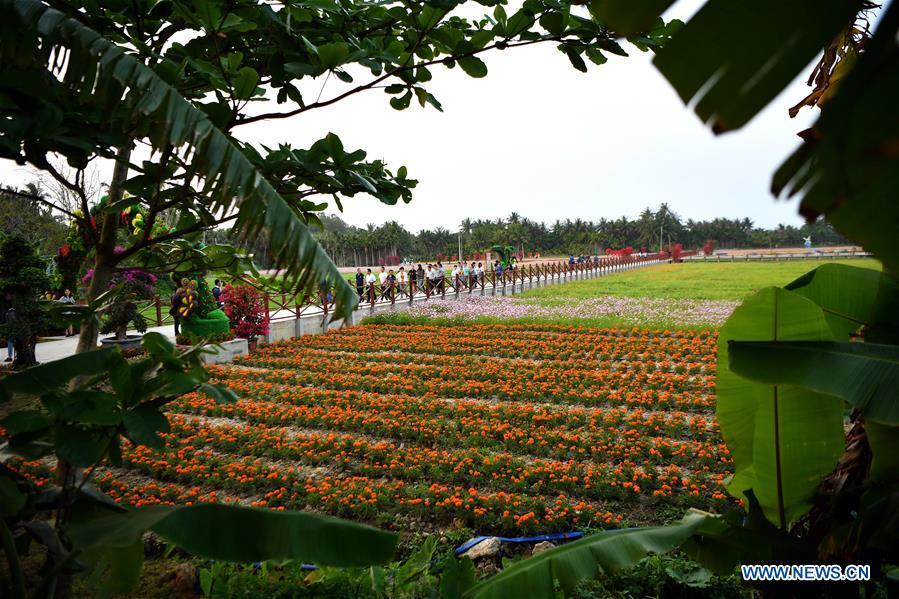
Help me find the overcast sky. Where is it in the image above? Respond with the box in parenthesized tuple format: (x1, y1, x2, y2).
(0, 1, 820, 233)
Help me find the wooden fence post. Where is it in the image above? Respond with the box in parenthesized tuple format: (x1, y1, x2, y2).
(154, 296, 163, 327)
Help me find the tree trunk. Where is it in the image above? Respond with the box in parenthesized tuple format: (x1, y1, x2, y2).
(12, 335, 38, 370)
(73, 144, 131, 356)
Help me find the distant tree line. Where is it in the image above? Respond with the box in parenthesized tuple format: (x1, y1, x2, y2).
(1, 192, 851, 270)
(213, 204, 850, 268)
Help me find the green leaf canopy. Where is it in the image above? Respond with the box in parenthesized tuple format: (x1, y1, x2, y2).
(717, 287, 844, 528)
(0, 1, 359, 318)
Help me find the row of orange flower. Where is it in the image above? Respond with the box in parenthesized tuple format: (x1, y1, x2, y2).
(10, 324, 727, 535)
(155, 414, 728, 503)
(237, 351, 714, 392)
(256, 345, 712, 376)
(251, 324, 717, 363)
(210, 362, 716, 412)
(173, 383, 728, 469)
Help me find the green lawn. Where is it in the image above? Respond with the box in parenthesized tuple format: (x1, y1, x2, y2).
(521, 258, 882, 302)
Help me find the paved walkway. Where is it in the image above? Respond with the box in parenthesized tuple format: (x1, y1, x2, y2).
(31, 257, 667, 365)
(34, 324, 178, 364)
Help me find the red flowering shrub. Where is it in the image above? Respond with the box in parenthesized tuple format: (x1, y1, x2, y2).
(385, 255, 401, 266)
(606, 246, 634, 258)
(702, 239, 715, 255)
(672, 243, 684, 262)
(222, 284, 269, 340)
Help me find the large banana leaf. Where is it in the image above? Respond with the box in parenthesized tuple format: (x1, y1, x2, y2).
(595, 0, 860, 132)
(0, 0, 357, 319)
(0, 347, 116, 400)
(718, 287, 844, 528)
(784, 263, 896, 340)
(589, 0, 675, 36)
(774, 2, 899, 274)
(70, 503, 397, 567)
(866, 422, 899, 483)
(463, 512, 706, 598)
(595, 2, 899, 275)
(681, 491, 814, 575)
(728, 340, 899, 425)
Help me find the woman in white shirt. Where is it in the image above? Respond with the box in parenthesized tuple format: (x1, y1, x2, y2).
(397, 267, 407, 296)
(378, 266, 388, 297)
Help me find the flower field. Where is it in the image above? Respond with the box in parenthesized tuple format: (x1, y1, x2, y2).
(402, 295, 739, 328)
(15, 323, 731, 535)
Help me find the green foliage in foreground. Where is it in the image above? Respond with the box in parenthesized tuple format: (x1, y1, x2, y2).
(0, 334, 396, 598)
(522, 259, 882, 302)
(179, 542, 745, 599)
(473, 263, 899, 597)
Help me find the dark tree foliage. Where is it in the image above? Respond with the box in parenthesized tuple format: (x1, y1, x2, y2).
(0, 236, 51, 368)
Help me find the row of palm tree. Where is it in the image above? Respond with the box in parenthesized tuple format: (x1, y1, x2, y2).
(209, 205, 849, 268)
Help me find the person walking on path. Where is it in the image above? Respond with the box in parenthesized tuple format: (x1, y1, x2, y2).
(212, 279, 224, 308)
(435, 262, 445, 293)
(386, 269, 397, 301)
(355, 268, 365, 300)
(408, 265, 417, 296)
(378, 266, 388, 298)
(57, 288, 77, 337)
(3, 306, 14, 363)
(397, 267, 407, 297)
(365, 268, 376, 303)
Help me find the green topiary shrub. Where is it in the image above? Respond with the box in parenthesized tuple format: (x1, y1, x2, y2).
(180, 308, 231, 339)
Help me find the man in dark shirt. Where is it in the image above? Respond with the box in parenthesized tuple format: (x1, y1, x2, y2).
(386, 269, 397, 301)
(355, 268, 365, 299)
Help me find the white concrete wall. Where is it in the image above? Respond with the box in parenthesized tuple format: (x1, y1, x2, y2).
(201, 338, 249, 364)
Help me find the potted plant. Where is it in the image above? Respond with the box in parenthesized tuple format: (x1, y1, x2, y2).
(222, 283, 269, 351)
(93, 268, 157, 351)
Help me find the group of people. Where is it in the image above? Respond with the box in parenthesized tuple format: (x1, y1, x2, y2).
(569, 254, 600, 265)
(42, 288, 78, 337)
(353, 261, 516, 302)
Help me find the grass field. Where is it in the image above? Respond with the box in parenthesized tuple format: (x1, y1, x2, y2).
(363, 258, 881, 331)
(522, 258, 881, 302)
